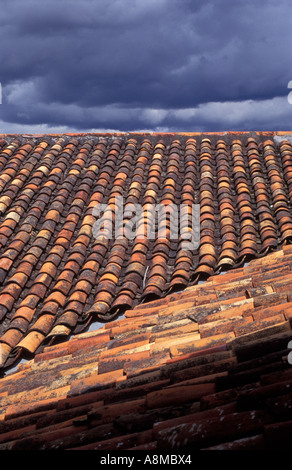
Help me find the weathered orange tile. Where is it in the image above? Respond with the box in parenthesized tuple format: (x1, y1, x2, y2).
(1, 282, 22, 300)
(45, 291, 67, 307)
(17, 330, 46, 353)
(0, 293, 15, 311)
(31, 314, 55, 334)
(234, 313, 286, 336)
(124, 351, 171, 378)
(4, 389, 70, 420)
(11, 306, 35, 322)
(150, 321, 199, 342)
(109, 310, 157, 329)
(198, 316, 248, 338)
(252, 302, 292, 321)
(0, 327, 23, 347)
(39, 262, 58, 278)
(150, 333, 201, 355)
(0, 257, 13, 271)
(100, 339, 150, 359)
(98, 350, 150, 375)
(170, 332, 235, 358)
(68, 369, 124, 397)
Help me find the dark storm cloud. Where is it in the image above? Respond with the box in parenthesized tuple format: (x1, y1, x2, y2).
(0, 0, 291, 132)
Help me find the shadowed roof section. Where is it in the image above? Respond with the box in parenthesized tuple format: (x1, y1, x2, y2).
(0, 245, 291, 450)
(0, 131, 292, 369)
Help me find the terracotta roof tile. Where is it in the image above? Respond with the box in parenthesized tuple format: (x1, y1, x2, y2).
(0, 132, 292, 450)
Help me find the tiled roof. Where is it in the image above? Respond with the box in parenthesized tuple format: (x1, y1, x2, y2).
(0, 132, 292, 369)
(0, 245, 291, 450)
(0, 131, 291, 450)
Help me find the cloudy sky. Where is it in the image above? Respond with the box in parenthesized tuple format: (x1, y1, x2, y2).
(0, 0, 292, 133)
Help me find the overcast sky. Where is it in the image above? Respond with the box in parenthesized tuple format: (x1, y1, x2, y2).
(0, 0, 292, 133)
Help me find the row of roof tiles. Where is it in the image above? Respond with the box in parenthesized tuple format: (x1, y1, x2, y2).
(0, 134, 292, 368)
(0, 245, 291, 449)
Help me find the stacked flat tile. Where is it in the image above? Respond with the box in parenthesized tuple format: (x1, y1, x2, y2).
(0, 245, 291, 450)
